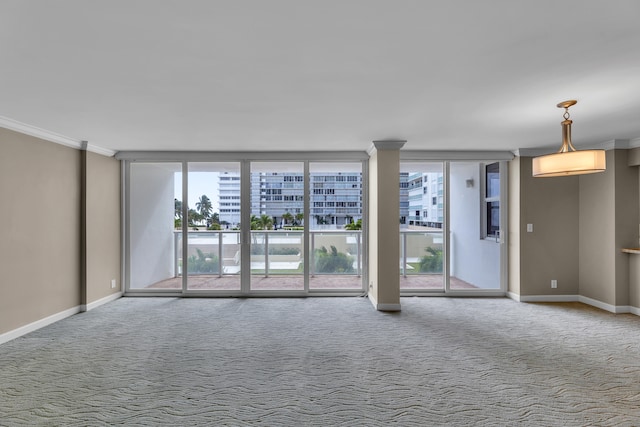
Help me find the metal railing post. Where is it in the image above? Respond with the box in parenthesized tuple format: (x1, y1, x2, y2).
(264, 232, 269, 278)
(356, 232, 361, 277)
(218, 231, 223, 277)
(310, 231, 315, 277)
(174, 231, 180, 277)
(402, 232, 407, 278)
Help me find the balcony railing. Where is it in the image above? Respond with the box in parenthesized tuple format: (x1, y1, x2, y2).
(399, 230, 444, 277)
(175, 229, 443, 278)
(175, 229, 363, 278)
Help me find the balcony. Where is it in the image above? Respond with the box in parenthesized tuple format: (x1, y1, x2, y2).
(142, 229, 475, 292)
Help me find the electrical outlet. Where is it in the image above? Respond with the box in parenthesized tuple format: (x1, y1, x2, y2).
(111, 279, 117, 289)
(526, 223, 533, 233)
(551, 279, 557, 289)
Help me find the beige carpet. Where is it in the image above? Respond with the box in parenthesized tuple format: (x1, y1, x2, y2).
(1, 297, 639, 426)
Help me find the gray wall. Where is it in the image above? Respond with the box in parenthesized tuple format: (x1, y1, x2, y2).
(0, 128, 121, 336)
(516, 156, 580, 296)
(511, 150, 640, 310)
(579, 150, 638, 306)
(86, 151, 122, 303)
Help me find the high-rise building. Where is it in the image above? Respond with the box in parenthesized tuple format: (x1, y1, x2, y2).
(218, 172, 241, 226)
(406, 172, 443, 229)
(219, 172, 363, 228)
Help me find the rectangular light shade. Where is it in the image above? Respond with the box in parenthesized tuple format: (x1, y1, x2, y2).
(532, 150, 606, 177)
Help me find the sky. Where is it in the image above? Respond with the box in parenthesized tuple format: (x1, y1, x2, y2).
(175, 172, 220, 212)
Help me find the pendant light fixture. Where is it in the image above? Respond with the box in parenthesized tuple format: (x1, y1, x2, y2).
(532, 100, 606, 177)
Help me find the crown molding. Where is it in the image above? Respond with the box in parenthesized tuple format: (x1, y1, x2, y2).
(368, 139, 407, 155)
(401, 150, 514, 161)
(0, 115, 115, 157)
(514, 139, 633, 157)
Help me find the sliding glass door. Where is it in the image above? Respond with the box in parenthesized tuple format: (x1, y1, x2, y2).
(448, 161, 502, 291)
(249, 162, 305, 292)
(399, 159, 507, 294)
(124, 154, 368, 296)
(309, 162, 364, 291)
(186, 162, 242, 292)
(399, 162, 445, 292)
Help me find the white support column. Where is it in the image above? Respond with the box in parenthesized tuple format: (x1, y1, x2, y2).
(368, 140, 405, 311)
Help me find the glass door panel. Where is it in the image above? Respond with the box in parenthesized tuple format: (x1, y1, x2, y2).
(399, 162, 445, 291)
(308, 162, 363, 290)
(448, 161, 501, 290)
(250, 162, 304, 291)
(129, 162, 182, 290)
(186, 162, 241, 291)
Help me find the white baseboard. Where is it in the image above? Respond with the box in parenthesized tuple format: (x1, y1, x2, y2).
(368, 294, 401, 312)
(0, 306, 81, 345)
(81, 291, 123, 312)
(515, 294, 640, 316)
(519, 294, 580, 303)
(506, 291, 521, 302)
(0, 293, 123, 346)
(577, 295, 633, 314)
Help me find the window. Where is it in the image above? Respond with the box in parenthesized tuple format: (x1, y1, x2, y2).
(483, 162, 500, 239)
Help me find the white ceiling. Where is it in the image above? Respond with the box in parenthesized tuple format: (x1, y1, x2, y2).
(1, 1, 640, 155)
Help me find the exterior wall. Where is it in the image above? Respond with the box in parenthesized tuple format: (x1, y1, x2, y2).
(86, 152, 121, 303)
(129, 163, 176, 288)
(449, 162, 500, 289)
(0, 128, 81, 334)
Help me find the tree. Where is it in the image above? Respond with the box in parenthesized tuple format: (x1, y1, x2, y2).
(195, 195, 213, 221)
(210, 212, 220, 225)
(344, 218, 362, 230)
(295, 213, 304, 226)
(255, 214, 273, 230)
(314, 245, 354, 273)
(419, 247, 443, 273)
(174, 199, 183, 219)
(282, 212, 294, 226)
(187, 208, 203, 226)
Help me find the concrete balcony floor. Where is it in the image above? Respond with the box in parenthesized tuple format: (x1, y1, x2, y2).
(144, 274, 478, 291)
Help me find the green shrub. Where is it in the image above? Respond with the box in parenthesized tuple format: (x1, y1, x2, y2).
(419, 247, 443, 273)
(251, 246, 300, 255)
(314, 245, 354, 273)
(187, 248, 219, 274)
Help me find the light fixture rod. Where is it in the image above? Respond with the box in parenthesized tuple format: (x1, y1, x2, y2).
(557, 99, 577, 153)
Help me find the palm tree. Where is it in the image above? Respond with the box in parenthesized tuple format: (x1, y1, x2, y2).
(174, 199, 182, 219)
(210, 212, 220, 225)
(344, 218, 362, 230)
(195, 195, 213, 221)
(256, 214, 274, 230)
(295, 213, 304, 226)
(187, 208, 203, 226)
(282, 212, 294, 226)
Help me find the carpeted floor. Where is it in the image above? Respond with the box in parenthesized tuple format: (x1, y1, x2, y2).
(1, 297, 639, 426)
